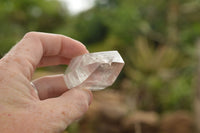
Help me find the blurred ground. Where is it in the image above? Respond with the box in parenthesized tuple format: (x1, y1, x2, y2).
(76, 91, 194, 133)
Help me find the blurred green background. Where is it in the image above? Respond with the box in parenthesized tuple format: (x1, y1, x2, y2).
(0, 0, 200, 132)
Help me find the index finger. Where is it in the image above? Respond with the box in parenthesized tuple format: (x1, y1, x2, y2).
(2, 32, 88, 79)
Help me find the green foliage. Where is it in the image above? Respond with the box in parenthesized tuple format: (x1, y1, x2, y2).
(0, 0, 68, 57)
(67, 122, 80, 133)
(161, 75, 194, 111)
(124, 37, 194, 112)
(65, 12, 108, 44)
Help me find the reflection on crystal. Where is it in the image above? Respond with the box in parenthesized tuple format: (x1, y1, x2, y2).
(63, 51, 125, 91)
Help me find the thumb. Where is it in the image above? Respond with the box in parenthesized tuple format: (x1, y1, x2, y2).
(41, 88, 93, 126)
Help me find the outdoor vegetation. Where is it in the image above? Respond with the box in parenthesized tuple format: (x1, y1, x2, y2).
(0, 0, 200, 132)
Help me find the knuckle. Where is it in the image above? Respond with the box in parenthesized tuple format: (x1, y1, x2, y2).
(72, 89, 90, 111)
(73, 89, 90, 102)
(57, 34, 65, 38)
(24, 31, 38, 39)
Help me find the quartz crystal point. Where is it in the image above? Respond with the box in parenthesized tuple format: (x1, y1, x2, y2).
(63, 51, 125, 91)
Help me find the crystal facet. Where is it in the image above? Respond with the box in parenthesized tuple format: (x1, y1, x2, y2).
(63, 51, 125, 91)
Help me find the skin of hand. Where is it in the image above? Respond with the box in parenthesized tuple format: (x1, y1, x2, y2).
(0, 32, 93, 133)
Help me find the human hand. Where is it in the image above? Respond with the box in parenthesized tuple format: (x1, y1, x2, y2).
(0, 32, 92, 133)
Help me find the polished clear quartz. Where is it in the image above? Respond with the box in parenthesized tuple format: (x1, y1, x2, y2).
(63, 51, 125, 91)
